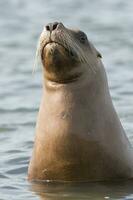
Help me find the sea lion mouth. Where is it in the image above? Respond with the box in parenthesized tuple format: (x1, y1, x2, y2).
(41, 41, 76, 61)
(45, 41, 66, 50)
(41, 41, 66, 60)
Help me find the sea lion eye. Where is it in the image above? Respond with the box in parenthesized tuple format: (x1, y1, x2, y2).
(78, 32, 87, 44)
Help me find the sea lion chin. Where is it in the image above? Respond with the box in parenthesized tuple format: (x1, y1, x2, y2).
(42, 42, 77, 76)
(28, 22, 133, 182)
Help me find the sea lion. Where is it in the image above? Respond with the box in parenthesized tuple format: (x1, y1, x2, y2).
(28, 22, 133, 182)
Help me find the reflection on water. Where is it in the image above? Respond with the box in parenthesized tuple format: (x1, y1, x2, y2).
(30, 180, 133, 200)
(0, 0, 133, 199)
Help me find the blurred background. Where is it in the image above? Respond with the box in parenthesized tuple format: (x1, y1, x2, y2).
(0, 0, 133, 199)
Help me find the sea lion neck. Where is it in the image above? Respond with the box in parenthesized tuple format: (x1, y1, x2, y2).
(42, 73, 87, 91)
(41, 73, 110, 111)
(42, 63, 109, 94)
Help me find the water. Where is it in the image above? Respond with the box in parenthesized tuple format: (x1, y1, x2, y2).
(0, 0, 133, 199)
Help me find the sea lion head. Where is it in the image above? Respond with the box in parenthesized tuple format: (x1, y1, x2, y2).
(39, 22, 102, 83)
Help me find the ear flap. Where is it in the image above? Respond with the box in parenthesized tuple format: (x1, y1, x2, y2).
(97, 50, 102, 58)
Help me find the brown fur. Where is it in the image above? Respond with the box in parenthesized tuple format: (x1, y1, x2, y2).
(28, 23, 133, 182)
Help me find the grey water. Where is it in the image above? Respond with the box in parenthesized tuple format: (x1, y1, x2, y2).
(0, 0, 133, 199)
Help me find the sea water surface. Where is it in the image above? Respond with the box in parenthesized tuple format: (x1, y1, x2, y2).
(0, 0, 133, 199)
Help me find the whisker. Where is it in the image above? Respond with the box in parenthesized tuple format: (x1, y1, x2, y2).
(66, 31, 97, 75)
(32, 39, 41, 75)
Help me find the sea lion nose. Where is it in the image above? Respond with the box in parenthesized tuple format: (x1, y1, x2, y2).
(45, 22, 59, 32)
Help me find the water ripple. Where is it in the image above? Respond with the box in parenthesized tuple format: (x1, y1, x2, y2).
(6, 166, 28, 175)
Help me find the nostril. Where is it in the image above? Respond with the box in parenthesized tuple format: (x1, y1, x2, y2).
(45, 22, 59, 32)
(46, 25, 50, 31)
(53, 22, 58, 30)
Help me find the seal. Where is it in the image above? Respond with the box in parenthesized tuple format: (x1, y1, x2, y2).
(28, 22, 133, 182)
